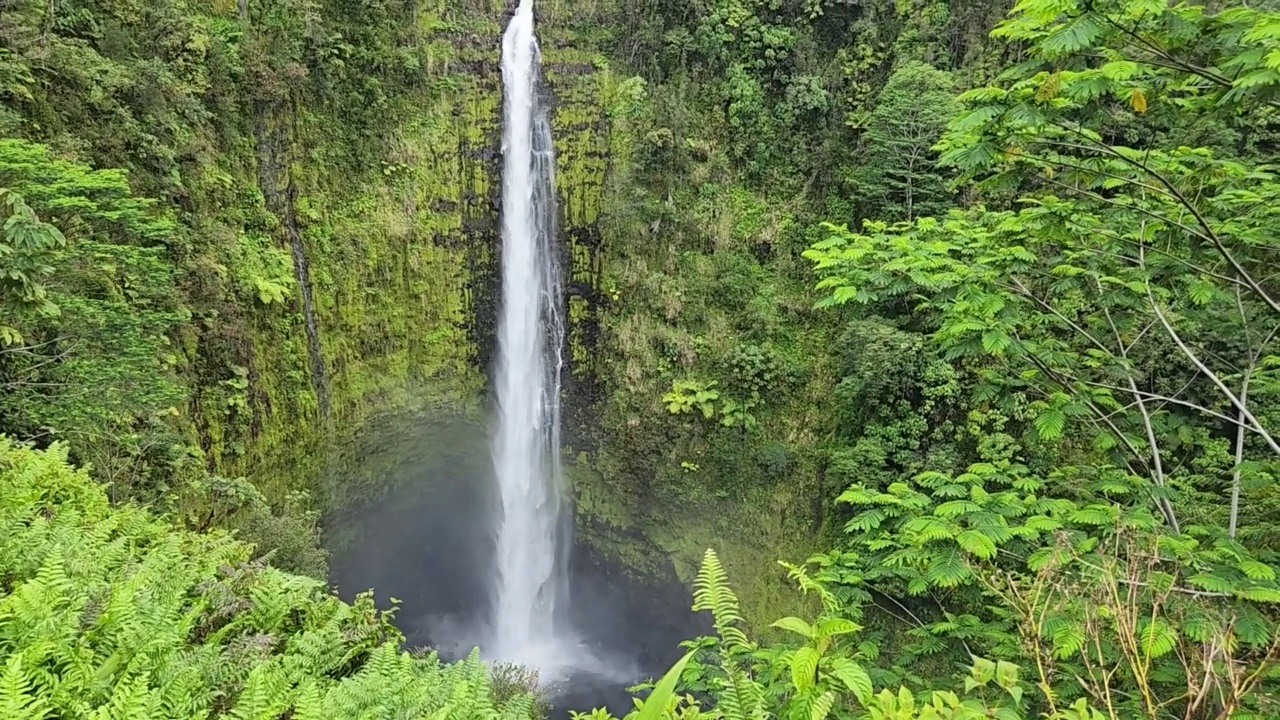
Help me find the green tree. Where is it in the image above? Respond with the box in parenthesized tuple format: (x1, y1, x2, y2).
(851, 61, 958, 221)
(819, 461, 1280, 719)
(806, 0, 1280, 539)
(0, 189, 65, 346)
(0, 139, 185, 495)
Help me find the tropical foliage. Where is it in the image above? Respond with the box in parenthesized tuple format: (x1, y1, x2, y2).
(0, 438, 541, 720)
(792, 1, 1280, 717)
(5, 0, 1280, 717)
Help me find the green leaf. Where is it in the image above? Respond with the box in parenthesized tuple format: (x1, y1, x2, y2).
(810, 691, 836, 720)
(902, 516, 954, 541)
(1022, 515, 1062, 532)
(1034, 408, 1066, 440)
(926, 549, 971, 588)
(771, 616, 815, 639)
(1182, 612, 1217, 643)
(1188, 573, 1235, 594)
(955, 530, 997, 560)
(635, 650, 696, 720)
(1100, 60, 1139, 80)
(1051, 621, 1085, 659)
(981, 329, 1012, 354)
(995, 660, 1019, 690)
(1038, 14, 1106, 56)
(791, 646, 820, 692)
(1239, 587, 1280, 603)
(971, 657, 995, 685)
(830, 659, 873, 705)
(1238, 560, 1277, 581)
(814, 617, 862, 639)
(935, 500, 982, 518)
(1236, 609, 1271, 645)
(1139, 619, 1176, 659)
(1069, 505, 1116, 526)
(1187, 277, 1215, 305)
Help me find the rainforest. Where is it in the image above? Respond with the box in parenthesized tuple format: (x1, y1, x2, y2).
(2, 0, 1280, 718)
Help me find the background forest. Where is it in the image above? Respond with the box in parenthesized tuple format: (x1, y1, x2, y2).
(2, 0, 1280, 719)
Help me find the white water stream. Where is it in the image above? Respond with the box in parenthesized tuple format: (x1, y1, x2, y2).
(490, 0, 574, 677)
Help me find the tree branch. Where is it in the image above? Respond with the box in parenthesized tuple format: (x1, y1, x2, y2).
(1140, 246, 1280, 457)
(1052, 123, 1280, 315)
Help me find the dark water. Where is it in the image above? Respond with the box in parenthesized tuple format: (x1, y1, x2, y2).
(322, 412, 704, 716)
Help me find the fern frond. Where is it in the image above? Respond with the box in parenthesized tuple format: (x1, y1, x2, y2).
(693, 549, 753, 656)
(0, 654, 52, 720)
(809, 691, 835, 720)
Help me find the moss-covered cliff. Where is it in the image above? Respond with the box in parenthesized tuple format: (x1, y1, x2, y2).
(556, 0, 1014, 629)
(226, 0, 629, 492)
(0, 0, 971, 626)
(0, 0, 619, 511)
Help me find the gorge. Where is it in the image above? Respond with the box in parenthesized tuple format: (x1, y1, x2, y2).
(1, 0, 1279, 718)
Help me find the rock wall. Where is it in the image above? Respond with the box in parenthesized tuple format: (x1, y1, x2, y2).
(205, 0, 620, 509)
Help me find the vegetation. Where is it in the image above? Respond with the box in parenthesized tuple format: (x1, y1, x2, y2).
(0, 438, 541, 720)
(2, 0, 1279, 717)
(584, 0, 1280, 718)
(0, 0, 605, 573)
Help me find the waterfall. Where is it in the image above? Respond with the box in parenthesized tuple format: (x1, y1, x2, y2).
(490, 0, 572, 673)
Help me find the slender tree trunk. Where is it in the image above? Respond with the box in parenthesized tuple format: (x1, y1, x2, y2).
(905, 155, 916, 221)
(1230, 379, 1250, 539)
(1128, 377, 1180, 533)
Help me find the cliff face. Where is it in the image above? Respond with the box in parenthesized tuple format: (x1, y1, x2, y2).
(0, 0, 618, 505)
(1, 0, 820, 617)
(189, 0, 619, 500)
(234, 0, 823, 619)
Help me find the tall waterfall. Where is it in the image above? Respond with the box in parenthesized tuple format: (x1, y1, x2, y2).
(490, 0, 571, 672)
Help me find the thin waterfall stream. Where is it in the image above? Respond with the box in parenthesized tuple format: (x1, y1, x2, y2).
(490, 0, 583, 680)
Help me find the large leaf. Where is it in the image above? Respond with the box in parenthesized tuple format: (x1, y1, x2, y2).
(814, 617, 862, 640)
(632, 650, 695, 720)
(829, 658, 873, 705)
(771, 617, 815, 639)
(791, 647, 820, 692)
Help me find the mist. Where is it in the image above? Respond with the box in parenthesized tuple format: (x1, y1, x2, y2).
(323, 413, 704, 716)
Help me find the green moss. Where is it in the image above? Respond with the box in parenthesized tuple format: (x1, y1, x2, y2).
(569, 447, 824, 630)
(195, 0, 629, 520)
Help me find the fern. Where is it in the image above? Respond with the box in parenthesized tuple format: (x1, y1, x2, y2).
(808, 690, 835, 720)
(692, 549, 753, 656)
(0, 654, 52, 720)
(0, 440, 543, 720)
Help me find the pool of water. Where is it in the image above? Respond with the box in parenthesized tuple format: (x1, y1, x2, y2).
(321, 411, 703, 715)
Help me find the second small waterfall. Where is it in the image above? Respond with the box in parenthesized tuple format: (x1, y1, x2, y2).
(490, 0, 572, 673)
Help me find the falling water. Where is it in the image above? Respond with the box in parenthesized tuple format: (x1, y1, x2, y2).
(490, 0, 572, 673)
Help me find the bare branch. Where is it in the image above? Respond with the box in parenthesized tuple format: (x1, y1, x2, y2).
(1140, 246, 1280, 457)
